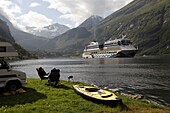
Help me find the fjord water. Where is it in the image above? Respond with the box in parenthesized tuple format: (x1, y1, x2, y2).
(10, 56, 170, 106)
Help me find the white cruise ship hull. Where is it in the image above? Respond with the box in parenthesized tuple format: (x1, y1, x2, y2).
(83, 50, 137, 58)
(92, 53, 117, 58)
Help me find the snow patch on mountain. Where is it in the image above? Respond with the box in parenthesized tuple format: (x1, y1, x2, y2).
(26, 23, 70, 39)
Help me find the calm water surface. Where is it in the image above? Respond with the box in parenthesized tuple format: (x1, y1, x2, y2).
(10, 56, 170, 106)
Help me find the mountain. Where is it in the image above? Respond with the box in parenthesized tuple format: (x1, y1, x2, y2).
(2, 0, 170, 57)
(11, 28, 48, 51)
(0, 14, 48, 51)
(78, 15, 103, 29)
(46, 0, 170, 56)
(25, 23, 70, 39)
(0, 19, 14, 42)
(0, 18, 36, 59)
(93, 0, 170, 55)
(44, 27, 91, 55)
(42, 15, 103, 56)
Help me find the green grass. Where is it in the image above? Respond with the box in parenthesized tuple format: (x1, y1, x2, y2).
(0, 78, 170, 113)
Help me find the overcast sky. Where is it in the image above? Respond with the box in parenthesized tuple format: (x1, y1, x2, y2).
(0, 0, 133, 31)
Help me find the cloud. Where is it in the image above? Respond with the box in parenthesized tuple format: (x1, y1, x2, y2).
(17, 11, 53, 27)
(0, 1, 52, 30)
(0, 0, 22, 15)
(0, 0, 24, 29)
(0, 0, 133, 29)
(29, 3, 40, 8)
(17, 0, 23, 5)
(43, 0, 133, 27)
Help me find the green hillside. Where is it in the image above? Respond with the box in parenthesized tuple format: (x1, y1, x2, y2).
(40, 0, 170, 57)
(44, 27, 92, 57)
(94, 0, 170, 55)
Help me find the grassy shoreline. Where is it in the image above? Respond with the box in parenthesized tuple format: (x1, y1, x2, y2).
(0, 78, 169, 113)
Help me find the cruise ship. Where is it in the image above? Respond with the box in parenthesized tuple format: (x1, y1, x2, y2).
(82, 38, 138, 58)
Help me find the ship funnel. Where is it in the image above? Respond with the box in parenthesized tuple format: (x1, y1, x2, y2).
(98, 40, 104, 50)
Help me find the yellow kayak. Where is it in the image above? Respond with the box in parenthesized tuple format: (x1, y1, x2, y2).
(73, 85, 121, 106)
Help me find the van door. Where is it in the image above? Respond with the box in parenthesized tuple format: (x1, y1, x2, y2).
(0, 59, 13, 87)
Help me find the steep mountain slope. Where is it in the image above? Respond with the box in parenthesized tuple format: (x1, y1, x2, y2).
(44, 0, 170, 56)
(2, 0, 169, 57)
(94, 0, 170, 55)
(42, 15, 103, 56)
(26, 23, 70, 39)
(0, 14, 48, 51)
(44, 27, 91, 55)
(0, 19, 14, 42)
(0, 18, 35, 59)
(11, 28, 48, 51)
(78, 15, 103, 29)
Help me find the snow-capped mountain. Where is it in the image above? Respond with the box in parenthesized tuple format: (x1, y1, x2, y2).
(26, 23, 70, 39)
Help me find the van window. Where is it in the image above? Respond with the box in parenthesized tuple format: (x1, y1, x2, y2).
(0, 60, 9, 69)
(0, 47, 6, 52)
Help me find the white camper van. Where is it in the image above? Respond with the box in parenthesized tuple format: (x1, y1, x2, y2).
(0, 42, 27, 91)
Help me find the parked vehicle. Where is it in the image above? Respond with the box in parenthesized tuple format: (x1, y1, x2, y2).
(0, 42, 27, 91)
